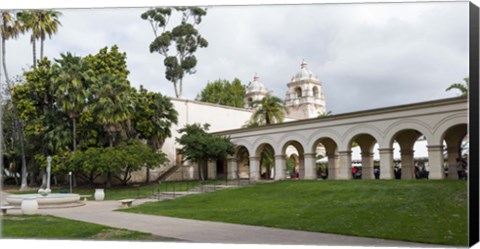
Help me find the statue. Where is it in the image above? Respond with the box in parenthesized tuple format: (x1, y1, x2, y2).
(38, 156, 52, 196)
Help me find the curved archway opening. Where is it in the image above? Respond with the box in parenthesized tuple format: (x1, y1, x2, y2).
(295, 87, 302, 98)
(312, 86, 319, 98)
(442, 124, 468, 180)
(235, 146, 250, 179)
(312, 137, 338, 180)
(256, 143, 275, 180)
(349, 134, 379, 180)
(283, 141, 305, 179)
(390, 129, 428, 180)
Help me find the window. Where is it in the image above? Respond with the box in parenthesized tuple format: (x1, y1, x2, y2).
(295, 87, 302, 98)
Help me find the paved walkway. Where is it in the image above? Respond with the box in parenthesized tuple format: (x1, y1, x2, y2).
(0, 190, 447, 247)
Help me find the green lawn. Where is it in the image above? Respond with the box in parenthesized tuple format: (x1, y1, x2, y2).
(123, 180, 468, 246)
(1, 214, 180, 241)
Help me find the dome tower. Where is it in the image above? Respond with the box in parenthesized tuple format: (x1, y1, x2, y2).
(284, 60, 326, 119)
(244, 73, 269, 109)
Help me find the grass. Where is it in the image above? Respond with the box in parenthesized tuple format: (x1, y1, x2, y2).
(1, 214, 180, 241)
(122, 180, 468, 246)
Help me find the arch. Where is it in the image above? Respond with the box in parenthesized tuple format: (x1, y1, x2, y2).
(311, 136, 339, 180)
(252, 136, 277, 154)
(306, 129, 342, 154)
(389, 128, 429, 180)
(276, 133, 308, 154)
(235, 145, 250, 179)
(295, 87, 302, 98)
(342, 124, 383, 151)
(347, 133, 379, 180)
(312, 86, 319, 98)
(432, 113, 468, 145)
(255, 143, 275, 180)
(441, 123, 468, 180)
(282, 140, 305, 179)
(383, 119, 433, 148)
(231, 138, 254, 156)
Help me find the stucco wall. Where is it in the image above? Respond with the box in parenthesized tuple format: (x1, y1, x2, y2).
(150, 99, 256, 181)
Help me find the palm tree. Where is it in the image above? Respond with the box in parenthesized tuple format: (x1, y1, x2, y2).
(1, 11, 23, 85)
(1, 11, 29, 190)
(91, 74, 133, 147)
(446, 77, 469, 96)
(90, 74, 133, 187)
(251, 95, 288, 125)
(54, 52, 91, 151)
(17, 10, 62, 68)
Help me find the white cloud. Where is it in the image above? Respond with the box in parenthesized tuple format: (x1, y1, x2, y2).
(3, 1, 469, 115)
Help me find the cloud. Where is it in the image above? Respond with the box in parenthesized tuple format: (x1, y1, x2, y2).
(5, 1, 468, 115)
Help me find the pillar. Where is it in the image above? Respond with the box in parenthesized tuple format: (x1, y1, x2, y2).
(304, 153, 317, 179)
(227, 157, 238, 180)
(361, 152, 374, 179)
(274, 154, 286, 180)
(327, 152, 339, 180)
(207, 160, 216, 179)
(249, 156, 260, 181)
(428, 145, 445, 179)
(447, 146, 459, 179)
(298, 155, 305, 179)
(378, 148, 394, 179)
(400, 149, 415, 179)
(338, 151, 352, 180)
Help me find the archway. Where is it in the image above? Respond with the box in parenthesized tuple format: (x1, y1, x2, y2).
(256, 143, 275, 180)
(235, 146, 250, 179)
(295, 87, 302, 98)
(312, 137, 338, 180)
(349, 134, 379, 180)
(390, 129, 427, 180)
(312, 86, 319, 98)
(442, 124, 468, 180)
(283, 141, 305, 179)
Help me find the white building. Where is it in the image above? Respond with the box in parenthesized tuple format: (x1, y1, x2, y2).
(140, 61, 322, 182)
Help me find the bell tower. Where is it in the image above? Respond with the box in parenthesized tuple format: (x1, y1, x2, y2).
(284, 60, 326, 119)
(244, 73, 269, 109)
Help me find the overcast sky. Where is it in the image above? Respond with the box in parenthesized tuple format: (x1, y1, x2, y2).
(2, 0, 469, 114)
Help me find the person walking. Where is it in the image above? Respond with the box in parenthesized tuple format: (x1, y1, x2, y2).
(456, 158, 464, 179)
(374, 167, 380, 179)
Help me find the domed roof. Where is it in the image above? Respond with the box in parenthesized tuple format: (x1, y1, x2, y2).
(246, 73, 268, 93)
(291, 60, 318, 82)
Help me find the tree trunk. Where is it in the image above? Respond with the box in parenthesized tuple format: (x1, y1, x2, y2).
(0, 108, 3, 184)
(72, 118, 77, 151)
(198, 160, 204, 181)
(40, 37, 44, 60)
(179, 78, 183, 98)
(2, 37, 9, 85)
(173, 81, 180, 98)
(32, 38, 37, 68)
(18, 119, 29, 190)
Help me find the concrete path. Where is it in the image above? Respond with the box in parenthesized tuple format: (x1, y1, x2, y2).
(0, 191, 446, 247)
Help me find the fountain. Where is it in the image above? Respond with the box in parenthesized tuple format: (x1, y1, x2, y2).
(5, 156, 83, 209)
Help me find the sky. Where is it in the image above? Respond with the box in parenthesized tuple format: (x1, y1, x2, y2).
(1, 0, 470, 115)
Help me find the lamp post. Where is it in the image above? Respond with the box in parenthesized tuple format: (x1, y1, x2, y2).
(69, 171, 72, 193)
